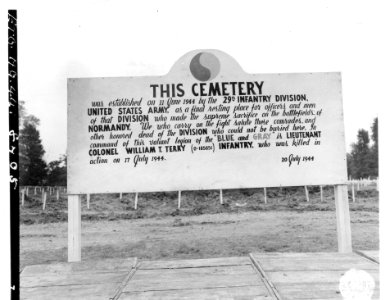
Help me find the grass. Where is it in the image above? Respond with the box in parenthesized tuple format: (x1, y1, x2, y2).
(20, 185, 378, 224)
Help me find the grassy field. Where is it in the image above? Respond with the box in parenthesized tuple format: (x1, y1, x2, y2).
(20, 186, 379, 271)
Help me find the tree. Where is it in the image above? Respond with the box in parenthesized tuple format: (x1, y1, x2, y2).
(367, 117, 378, 178)
(46, 155, 67, 186)
(19, 102, 47, 185)
(349, 129, 371, 179)
(18, 100, 39, 129)
(346, 153, 355, 179)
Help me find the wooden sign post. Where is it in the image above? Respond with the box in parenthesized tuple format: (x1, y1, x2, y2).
(334, 185, 352, 252)
(68, 195, 81, 262)
(67, 49, 351, 261)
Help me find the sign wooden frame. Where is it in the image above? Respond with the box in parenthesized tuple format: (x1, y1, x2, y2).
(67, 50, 352, 262)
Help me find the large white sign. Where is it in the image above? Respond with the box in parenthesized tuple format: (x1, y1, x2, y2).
(67, 49, 347, 194)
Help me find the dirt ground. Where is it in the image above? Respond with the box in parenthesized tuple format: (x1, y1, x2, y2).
(20, 185, 379, 271)
(20, 208, 379, 271)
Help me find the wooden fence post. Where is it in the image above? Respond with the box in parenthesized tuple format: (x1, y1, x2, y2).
(304, 186, 310, 202)
(26, 187, 29, 196)
(334, 185, 352, 253)
(220, 189, 223, 205)
(351, 182, 355, 203)
(134, 193, 138, 210)
(56, 189, 60, 201)
(178, 191, 182, 209)
(42, 191, 47, 210)
(320, 186, 323, 202)
(87, 194, 90, 209)
(34, 186, 37, 195)
(264, 187, 267, 204)
(120, 193, 122, 199)
(21, 189, 25, 206)
(68, 195, 82, 262)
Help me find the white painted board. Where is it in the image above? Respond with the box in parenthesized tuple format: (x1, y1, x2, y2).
(68, 49, 347, 194)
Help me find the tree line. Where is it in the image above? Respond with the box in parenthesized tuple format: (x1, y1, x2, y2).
(19, 101, 66, 186)
(347, 117, 378, 179)
(18, 101, 378, 186)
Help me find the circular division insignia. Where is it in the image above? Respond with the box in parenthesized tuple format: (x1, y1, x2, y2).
(339, 268, 375, 300)
(189, 52, 220, 82)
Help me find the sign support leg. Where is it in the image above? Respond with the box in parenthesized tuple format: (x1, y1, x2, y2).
(334, 185, 352, 253)
(68, 194, 82, 262)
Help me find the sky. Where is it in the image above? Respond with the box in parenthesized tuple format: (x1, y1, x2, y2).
(11, 0, 385, 162)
